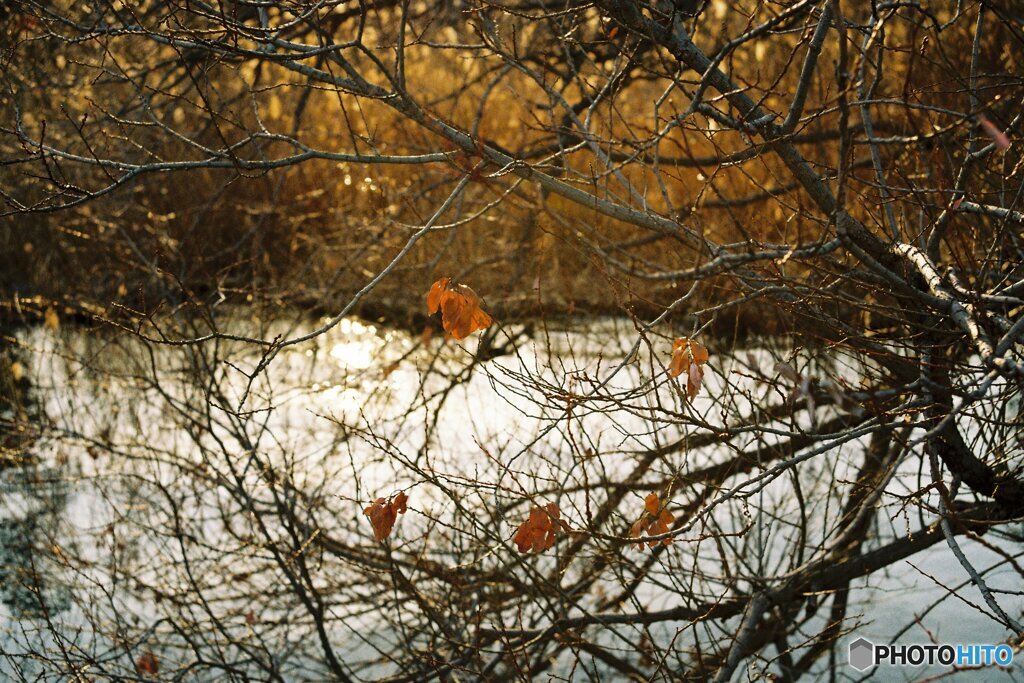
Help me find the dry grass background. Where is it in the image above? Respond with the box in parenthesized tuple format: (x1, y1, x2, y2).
(1, 1, 1018, 341)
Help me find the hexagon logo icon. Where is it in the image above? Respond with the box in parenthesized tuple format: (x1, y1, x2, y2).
(848, 637, 874, 671)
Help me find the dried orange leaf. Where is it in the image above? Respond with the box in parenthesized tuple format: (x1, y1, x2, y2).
(426, 278, 492, 339)
(668, 350, 686, 379)
(136, 650, 159, 677)
(643, 492, 661, 516)
(363, 493, 409, 542)
(669, 338, 709, 399)
(650, 509, 675, 543)
(443, 295, 470, 338)
(631, 494, 674, 550)
(513, 502, 566, 553)
(426, 277, 450, 315)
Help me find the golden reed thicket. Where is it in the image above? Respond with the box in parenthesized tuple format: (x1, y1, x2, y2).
(0, 2, 1016, 338)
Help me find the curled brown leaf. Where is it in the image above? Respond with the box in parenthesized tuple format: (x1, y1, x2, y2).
(364, 492, 410, 542)
(669, 338, 709, 399)
(629, 493, 674, 550)
(426, 277, 492, 340)
(513, 502, 569, 553)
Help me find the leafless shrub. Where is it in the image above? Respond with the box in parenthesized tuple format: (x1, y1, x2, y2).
(2, 0, 1023, 680)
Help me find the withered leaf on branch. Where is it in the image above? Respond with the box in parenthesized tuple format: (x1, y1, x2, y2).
(628, 493, 674, 550)
(135, 650, 159, 677)
(364, 492, 409, 542)
(668, 338, 709, 400)
(426, 277, 492, 340)
(513, 502, 570, 553)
